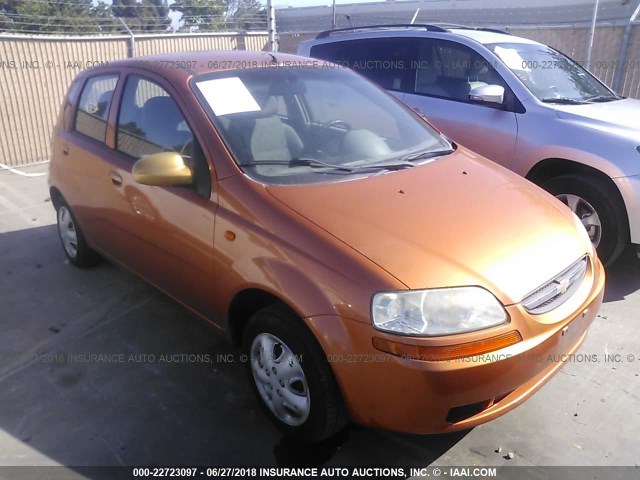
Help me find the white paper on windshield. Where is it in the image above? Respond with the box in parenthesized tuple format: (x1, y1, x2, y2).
(195, 77, 260, 116)
(493, 46, 529, 71)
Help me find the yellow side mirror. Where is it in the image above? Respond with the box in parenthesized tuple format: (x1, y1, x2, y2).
(133, 152, 193, 186)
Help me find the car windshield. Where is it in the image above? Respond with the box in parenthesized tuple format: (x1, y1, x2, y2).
(487, 42, 618, 104)
(192, 65, 452, 185)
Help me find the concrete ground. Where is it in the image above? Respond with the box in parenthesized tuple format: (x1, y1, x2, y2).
(1, 164, 639, 475)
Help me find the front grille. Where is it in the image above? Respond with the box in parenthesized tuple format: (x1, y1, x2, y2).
(522, 256, 588, 315)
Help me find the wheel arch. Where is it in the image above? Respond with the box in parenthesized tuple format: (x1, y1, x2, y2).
(525, 158, 629, 221)
(227, 288, 300, 347)
(49, 186, 64, 210)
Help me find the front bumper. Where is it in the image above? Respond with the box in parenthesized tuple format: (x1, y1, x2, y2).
(304, 256, 605, 434)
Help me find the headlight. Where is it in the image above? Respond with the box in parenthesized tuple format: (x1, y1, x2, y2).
(372, 287, 508, 336)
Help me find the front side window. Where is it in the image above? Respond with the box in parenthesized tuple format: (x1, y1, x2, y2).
(74, 74, 118, 142)
(487, 42, 616, 103)
(193, 66, 452, 185)
(117, 76, 210, 197)
(117, 77, 194, 159)
(415, 40, 507, 102)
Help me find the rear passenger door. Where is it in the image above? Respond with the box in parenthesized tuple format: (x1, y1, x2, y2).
(403, 39, 519, 168)
(62, 73, 120, 242)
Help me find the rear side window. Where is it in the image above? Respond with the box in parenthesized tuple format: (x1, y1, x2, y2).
(74, 74, 119, 142)
(348, 38, 414, 91)
(312, 38, 414, 91)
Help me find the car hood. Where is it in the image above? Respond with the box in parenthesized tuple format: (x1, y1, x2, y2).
(265, 150, 591, 305)
(554, 98, 640, 137)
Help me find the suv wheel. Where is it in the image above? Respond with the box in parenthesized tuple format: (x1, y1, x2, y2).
(243, 304, 348, 443)
(56, 202, 101, 268)
(541, 174, 628, 265)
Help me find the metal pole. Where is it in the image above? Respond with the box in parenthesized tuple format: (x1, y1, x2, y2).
(613, 22, 633, 93)
(267, 0, 277, 52)
(586, 0, 600, 70)
(118, 17, 135, 58)
(332, 0, 337, 29)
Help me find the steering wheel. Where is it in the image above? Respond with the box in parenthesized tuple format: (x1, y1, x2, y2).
(310, 120, 352, 157)
(321, 119, 352, 133)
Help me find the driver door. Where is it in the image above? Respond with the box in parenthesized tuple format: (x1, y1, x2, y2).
(102, 73, 218, 318)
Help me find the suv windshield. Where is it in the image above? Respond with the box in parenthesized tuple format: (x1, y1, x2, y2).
(487, 42, 618, 104)
(192, 65, 452, 185)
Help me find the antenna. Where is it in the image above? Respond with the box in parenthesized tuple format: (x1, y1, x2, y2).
(631, 0, 640, 22)
(410, 8, 420, 24)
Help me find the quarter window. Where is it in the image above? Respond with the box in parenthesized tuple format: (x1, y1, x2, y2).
(74, 74, 118, 142)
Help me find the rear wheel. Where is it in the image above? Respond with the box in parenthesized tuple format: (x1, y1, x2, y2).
(56, 202, 101, 268)
(243, 304, 348, 443)
(541, 174, 628, 265)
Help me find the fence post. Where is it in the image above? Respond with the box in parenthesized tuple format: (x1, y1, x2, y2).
(586, 0, 600, 70)
(119, 17, 136, 58)
(613, 23, 633, 94)
(267, 0, 277, 52)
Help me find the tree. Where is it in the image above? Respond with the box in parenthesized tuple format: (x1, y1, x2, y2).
(226, 0, 266, 30)
(171, 0, 226, 32)
(111, 0, 171, 33)
(0, 0, 111, 34)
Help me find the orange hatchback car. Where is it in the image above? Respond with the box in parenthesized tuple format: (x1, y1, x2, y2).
(49, 51, 604, 442)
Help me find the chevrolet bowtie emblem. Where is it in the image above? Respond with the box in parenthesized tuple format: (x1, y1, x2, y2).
(556, 278, 571, 295)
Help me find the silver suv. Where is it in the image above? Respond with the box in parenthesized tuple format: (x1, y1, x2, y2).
(299, 24, 640, 264)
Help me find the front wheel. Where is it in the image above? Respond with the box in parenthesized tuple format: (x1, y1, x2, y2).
(243, 304, 348, 443)
(541, 174, 628, 265)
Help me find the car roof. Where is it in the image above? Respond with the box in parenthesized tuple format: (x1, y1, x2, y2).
(449, 28, 541, 46)
(83, 50, 313, 81)
(307, 25, 543, 48)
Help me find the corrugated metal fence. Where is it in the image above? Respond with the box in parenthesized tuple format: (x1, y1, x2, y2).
(0, 32, 268, 167)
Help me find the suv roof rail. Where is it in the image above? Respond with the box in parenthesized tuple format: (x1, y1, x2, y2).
(315, 23, 448, 39)
(433, 23, 512, 35)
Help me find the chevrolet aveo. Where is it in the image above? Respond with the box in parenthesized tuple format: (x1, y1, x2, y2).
(49, 51, 605, 442)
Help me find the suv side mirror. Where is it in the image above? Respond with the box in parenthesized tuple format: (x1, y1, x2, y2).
(133, 152, 193, 186)
(469, 85, 505, 105)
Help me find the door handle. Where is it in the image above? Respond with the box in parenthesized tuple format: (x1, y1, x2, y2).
(110, 171, 123, 186)
(61, 144, 69, 155)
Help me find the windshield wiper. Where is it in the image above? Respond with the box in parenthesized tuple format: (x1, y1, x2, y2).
(540, 97, 589, 105)
(400, 148, 455, 163)
(584, 94, 622, 102)
(239, 158, 354, 172)
(240, 157, 417, 173)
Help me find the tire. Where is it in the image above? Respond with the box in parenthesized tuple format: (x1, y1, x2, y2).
(55, 201, 101, 268)
(541, 174, 628, 266)
(242, 304, 348, 443)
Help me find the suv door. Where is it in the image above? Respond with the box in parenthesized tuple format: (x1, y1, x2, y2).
(104, 73, 218, 318)
(403, 38, 519, 168)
